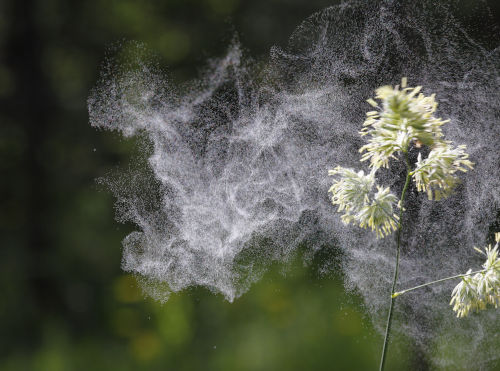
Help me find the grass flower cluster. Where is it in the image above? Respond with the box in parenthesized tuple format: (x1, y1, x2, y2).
(450, 233, 500, 318)
(329, 78, 474, 240)
(360, 77, 448, 169)
(328, 167, 398, 238)
(412, 144, 473, 200)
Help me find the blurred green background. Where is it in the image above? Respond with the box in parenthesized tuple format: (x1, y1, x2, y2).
(0, 1, 498, 370)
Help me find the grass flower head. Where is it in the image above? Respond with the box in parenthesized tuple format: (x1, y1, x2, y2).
(360, 78, 449, 169)
(412, 143, 474, 200)
(450, 234, 500, 317)
(328, 167, 398, 238)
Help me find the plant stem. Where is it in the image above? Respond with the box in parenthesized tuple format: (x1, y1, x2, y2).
(379, 154, 411, 371)
(392, 268, 488, 298)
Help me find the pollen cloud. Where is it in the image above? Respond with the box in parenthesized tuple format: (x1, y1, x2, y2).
(89, 0, 500, 368)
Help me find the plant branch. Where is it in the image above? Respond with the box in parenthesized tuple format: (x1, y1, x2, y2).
(392, 268, 489, 298)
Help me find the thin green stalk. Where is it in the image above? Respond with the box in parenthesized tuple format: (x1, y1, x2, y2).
(379, 154, 411, 371)
(392, 268, 488, 298)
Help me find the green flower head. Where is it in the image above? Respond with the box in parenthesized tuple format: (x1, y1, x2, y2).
(328, 167, 398, 238)
(412, 143, 474, 200)
(450, 234, 500, 318)
(360, 78, 448, 169)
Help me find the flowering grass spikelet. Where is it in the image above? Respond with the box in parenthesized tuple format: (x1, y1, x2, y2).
(328, 166, 373, 213)
(450, 235, 500, 318)
(412, 143, 474, 200)
(359, 80, 449, 169)
(449, 270, 479, 318)
(359, 186, 399, 238)
(328, 167, 398, 238)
